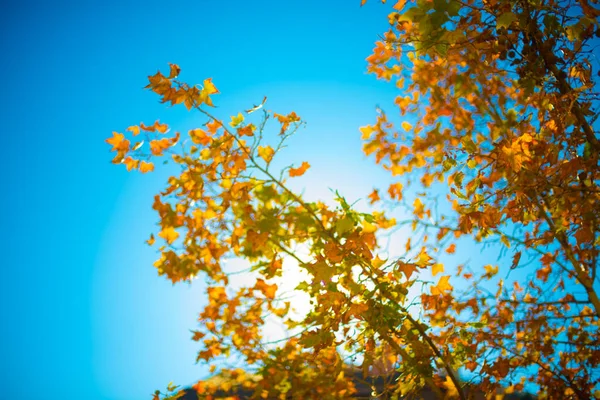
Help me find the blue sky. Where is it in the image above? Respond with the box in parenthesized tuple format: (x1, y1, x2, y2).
(0, 1, 410, 399)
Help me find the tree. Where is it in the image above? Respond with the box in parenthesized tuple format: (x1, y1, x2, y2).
(107, 0, 600, 398)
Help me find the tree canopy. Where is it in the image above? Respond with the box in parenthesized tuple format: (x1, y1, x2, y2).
(107, 0, 600, 398)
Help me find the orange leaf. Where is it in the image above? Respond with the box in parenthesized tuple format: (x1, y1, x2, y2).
(255, 279, 278, 299)
(127, 125, 141, 136)
(289, 161, 310, 177)
(445, 244, 456, 254)
(189, 129, 212, 146)
(139, 161, 154, 173)
(368, 189, 381, 204)
(123, 156, 139, 171)
(154, 120, 169, 134)
(397, 261, 418, 280)
(106, 132, 130, 152)
(146, 234, 155, 246)
(167, 63, 181, 79)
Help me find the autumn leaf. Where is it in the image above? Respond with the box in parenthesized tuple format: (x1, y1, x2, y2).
(146, 234, 155, 246)
(431, 263, 444, 276)
(445, 244, 456, 254)
(372, 256, 386, 269)
(368, 189, 380, 204)
(139, 161, 154, 173)
(255, 279, 278, 299)
(431, 275, 452, 295)
(230, 113, 244, 128)
(106, 132, 130, 152)
(202, 78, 219, 95)
(289, 161, 310, 177)
(189, 129, 212, 146)
(123, 156, 139, 171)
(401, 121, 412, 131)
(127, 125, 141, 136)
(254, 145, 274, 164)
(167, 63, 181, 78)
(397, 261, 418, 280)
(158, 226, 179, 244)
(237, 124, 255, 137)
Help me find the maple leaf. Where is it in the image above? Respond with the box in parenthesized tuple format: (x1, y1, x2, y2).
(372, 256, 386, 269)
(237, 124, 255, 137)
(158, 226, 179, 244)
(139, 161, 154, 173)
(388, 182, 403, 200)
(396, 261, 418, 280)
(202, 78, 219, 95)
(255, 279, 277, 299)
(431, 275, 452, 295)
(127, 125, 141, 136)
(123, 156, 139, 171)
(106, 132, 130, 152)
(431, 263, 444, 276)
(445, 244, 456, 254)
(167, 63, 180, 79)
(229, 113, 244, 128)
(289, 161, 310, 177)
(189, 129, 212, 146)
(257, 145, 275, 163)
(368, 189, 381, 204)
(413, 197, 425, 218)
(146, 234, 155, 246)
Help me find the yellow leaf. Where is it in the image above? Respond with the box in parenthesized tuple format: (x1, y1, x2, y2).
(401, 121, 413, 131)
(443, 375, 459, 398)
(230, 113, 244, 128)
(372, 256, 386, 269)
(431, 275, 453, 295)
(413, 197, 424, 218)
(203, 78, 219, 95)
(362, 220, 377, 233)
(146, 233, 155, 246)
(289, 161, 310, 177)
(257, 145, 275, 163)
(159, 226, 179, 244)
(360, 125, 375, 139)
(432, 263, 444, 276)
(393, 0, 406, 10)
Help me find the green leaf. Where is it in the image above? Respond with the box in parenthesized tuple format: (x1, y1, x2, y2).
(497, 12, 517, 30)
(336, 215, 354, 235)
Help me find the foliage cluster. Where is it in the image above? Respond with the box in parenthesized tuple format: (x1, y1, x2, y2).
(107, 0, 600, 398)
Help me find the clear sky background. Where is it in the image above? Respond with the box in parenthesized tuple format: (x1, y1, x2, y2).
(0, 1, 412, 399)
